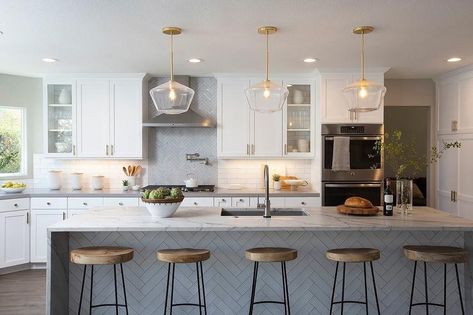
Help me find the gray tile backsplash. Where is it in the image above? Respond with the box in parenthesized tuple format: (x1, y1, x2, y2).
(147, 77, 217, 185)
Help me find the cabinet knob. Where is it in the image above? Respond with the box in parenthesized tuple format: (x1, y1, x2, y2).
(46, 202, 51, 206)
(83, 202, 88, 206)
(301, 201, 306, 205)
(194, 202, 198, 206)
(239, 199, 244, 202)
(119, 202, 124, 206)
(14, 203, 18, 207)
(221, 199, 226, 202)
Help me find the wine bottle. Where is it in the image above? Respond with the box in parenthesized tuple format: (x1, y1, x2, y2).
(383, 179, 394, 216)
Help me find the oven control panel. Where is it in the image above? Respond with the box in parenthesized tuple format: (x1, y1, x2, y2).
(340, 125, 365, 134)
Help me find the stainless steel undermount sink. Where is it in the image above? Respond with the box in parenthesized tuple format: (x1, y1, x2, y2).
(221, 208, 309, 217)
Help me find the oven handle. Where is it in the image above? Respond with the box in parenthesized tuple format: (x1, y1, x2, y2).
(324, 136, 382, 141)
(324, 183, 382, 188)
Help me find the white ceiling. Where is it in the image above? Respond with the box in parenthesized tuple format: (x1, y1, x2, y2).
(1, 0, 472, 79)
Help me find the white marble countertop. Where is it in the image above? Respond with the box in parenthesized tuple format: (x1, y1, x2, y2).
(48, 206, 473, 232)
(0, 187, 319, 200)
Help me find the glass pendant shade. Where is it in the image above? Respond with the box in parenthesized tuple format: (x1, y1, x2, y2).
(342, 79, 386, 112)
(245, 80, 289, 113)
(149, 80, 194, 114)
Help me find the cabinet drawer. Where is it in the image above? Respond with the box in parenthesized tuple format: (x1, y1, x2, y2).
(0, 198, 30, 212)
(68, 197, 104, 209)
(267, 197, 285, 207)
(103, 198, 139, 207)
(31, 197, 67, 209)
(214, 197, 231, 207)
(285, 197, 320, 207)
(231, 197, 250, 208)
(180, 197, 214, 207)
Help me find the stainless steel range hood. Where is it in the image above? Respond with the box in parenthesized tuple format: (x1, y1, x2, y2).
(143, 109, 215, 128)
(143, 75, 215, 128)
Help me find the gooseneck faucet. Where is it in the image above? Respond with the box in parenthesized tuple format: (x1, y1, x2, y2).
(263, 164, 271, 218)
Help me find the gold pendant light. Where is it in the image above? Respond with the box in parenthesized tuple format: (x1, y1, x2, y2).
(245, 26, 289, 113)
(342, 26, 386, 113)
(149, 27, 195, 114)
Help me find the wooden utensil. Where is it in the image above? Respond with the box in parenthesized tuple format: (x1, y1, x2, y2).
(122, 166, 128, 176)
(135, 165, 142, 175)
(128, 165, 132, 176)
(336, 205, 380, 216)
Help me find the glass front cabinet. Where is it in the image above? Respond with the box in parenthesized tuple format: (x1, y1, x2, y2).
(283, 80, 315, 157)
(43, 80, 76, 156)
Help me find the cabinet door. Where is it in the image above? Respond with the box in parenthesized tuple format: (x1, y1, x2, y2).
(437, 80, 458, 134)
(251, 109, 283, 157)
(77, 79, 111, 157)
(436, 136, 458, 215)
(110, 79, 143, 158)
(30, 210, 66, 263)
(0, 210, 29, 268)
(458, 138, 473, 219)
(218, 79, 251, 157)
(356, 73, 384, 123)
(321, 74, 352, 123)
(458, 77, 473, 132)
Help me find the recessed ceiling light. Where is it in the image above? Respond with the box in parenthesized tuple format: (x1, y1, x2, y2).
(42, 57, 58, 63)
(303, 58, 318, 63)
(188, 58, 203, 63)
(447, 57, 462, 63)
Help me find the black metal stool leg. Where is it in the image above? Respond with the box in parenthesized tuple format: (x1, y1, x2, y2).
(89, 265, 94, 314)
(163, 263, 171, 315)
(114, 264, 119, 315)
(170, 263, 175, 315)
(199, 262, 207, 315)
(443, 264, 447, 315)
(408, 261, 417, 315)
(120, 263, 129, 315)
(78, 265, 87, 315)
(249, 262, 259, 315)
(369, 262, 381, 315)
(281, 262, 288, 315)
(329, 262, 339, 314)
(455, 264, 465, 315)
(196, 262, 203, 315)
(424, 262, 429, 315)
(364, 262, 368, 315)
(283, 262, 291, 315)
(340, 262, 346, 315)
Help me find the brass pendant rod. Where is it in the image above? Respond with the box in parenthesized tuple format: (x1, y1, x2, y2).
(265, 29, 269, 82)
(361, 31, 365, 81)
(170, 33, 174, 82)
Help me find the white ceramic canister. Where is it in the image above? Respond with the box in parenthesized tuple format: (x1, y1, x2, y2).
(70, 173, 83, 190)
(126, 176, 136, 187)
(91, 175, 104, 190)
(47, 170, 62, 190)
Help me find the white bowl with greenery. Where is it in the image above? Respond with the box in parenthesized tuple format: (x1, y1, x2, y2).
(141, 187, 184, 218)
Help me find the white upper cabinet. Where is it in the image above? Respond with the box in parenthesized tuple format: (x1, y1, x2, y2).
(217, 76, 315, 159)
(458, 77, 473, 133)
(437, 80, 458, 134)
(44, 75, 144, 159)
(217, 78, 251, 157)
(77, 79, 111, 157)
(320, 72, 384, 124)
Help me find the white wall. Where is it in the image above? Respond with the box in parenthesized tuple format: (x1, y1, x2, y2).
(0, 73, 42, 178)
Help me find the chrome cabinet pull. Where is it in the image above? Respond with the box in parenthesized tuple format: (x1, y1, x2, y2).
(251, 144, 255, 155)
(111, 145, 114, 156)
(451, 190, 454, 202)
(247, 144, 250, 155)
(26, 212, 29, 224)
(106, 145, 109, 156)
(62, 212, 66, 220)
(72, 144, 76, 156)
(284, 144, 287, 155)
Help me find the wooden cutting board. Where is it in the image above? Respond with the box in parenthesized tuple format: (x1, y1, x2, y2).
(337, 205, 380, 216)
(280, 176, 298, 190)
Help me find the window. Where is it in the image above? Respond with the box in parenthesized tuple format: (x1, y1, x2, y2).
(0, 107, 26, 177)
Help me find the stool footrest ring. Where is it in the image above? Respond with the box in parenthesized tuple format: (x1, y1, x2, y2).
(253, 300, 286, 305)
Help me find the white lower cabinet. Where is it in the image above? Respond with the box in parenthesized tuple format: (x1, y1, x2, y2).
(180, 197, 214, 207)
(285, 197, 321, 208)
(103, 197, 139, 207)
(0, 210, 30, 268)
(30, 209, 66, 263)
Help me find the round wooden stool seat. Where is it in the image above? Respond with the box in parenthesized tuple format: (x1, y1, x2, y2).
(403, 245, 468, 263)
(157, 248, 210, 263)
(70, 246, 134, 265)
(326, 248, 380, 263)
(245, 247, 297, 262)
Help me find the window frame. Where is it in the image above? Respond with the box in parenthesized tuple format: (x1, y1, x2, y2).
(0, 106, 27, 178)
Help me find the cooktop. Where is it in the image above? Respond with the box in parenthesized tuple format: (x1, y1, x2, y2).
(141, 185, 215, 192)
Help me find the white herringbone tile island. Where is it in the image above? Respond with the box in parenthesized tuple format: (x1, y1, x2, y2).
(69, 231, 464, 314)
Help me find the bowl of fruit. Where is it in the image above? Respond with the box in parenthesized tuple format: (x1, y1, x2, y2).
(141, 187, 184, 218)
(1, 181, 27, 193)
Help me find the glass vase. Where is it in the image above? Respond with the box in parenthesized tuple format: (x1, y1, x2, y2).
(396, 178, 413, 215)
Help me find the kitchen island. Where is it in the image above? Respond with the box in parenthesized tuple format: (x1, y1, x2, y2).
(48, 206, 473, 314)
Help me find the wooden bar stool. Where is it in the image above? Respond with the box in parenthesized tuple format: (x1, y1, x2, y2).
(157, 248, 210, 315)
(245, 247, 297, 315)
(326, 248, 381, 315)
(404, 245, 468, 315)
(70, 246, 134, 315)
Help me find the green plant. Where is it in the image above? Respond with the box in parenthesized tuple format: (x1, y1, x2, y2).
(272, 174, 281, 182)
(122, 179, 129, 186)
(374, 130, 461, 178)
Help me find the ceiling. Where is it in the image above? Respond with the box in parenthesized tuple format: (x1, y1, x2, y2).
(0, 0, 472, 79)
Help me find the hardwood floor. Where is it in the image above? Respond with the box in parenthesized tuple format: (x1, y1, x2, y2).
(0, 269, 46, 315)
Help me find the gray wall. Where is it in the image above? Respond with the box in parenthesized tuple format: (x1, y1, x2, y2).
(384, 79, 435, 107)
(0, 73, 42, 178)
(147, 77, 217, 184)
